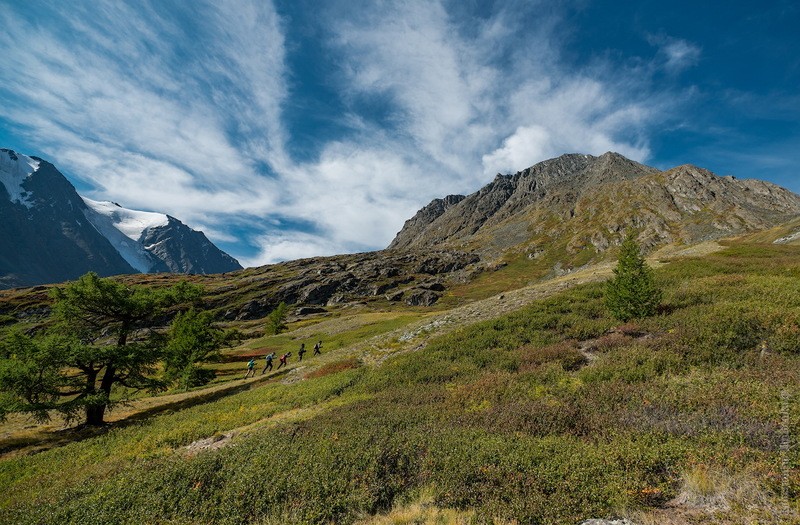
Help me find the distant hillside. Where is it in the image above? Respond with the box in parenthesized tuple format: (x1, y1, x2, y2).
(0, 149, 241, 289)
(390, 152, 800, 261)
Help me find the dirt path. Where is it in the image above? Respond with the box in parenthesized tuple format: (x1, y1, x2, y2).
(0, 368, 291, 458)
(353, 262, 617, 366)
(348, 240, 724, 365)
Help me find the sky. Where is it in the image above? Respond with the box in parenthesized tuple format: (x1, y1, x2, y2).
(1, 0, 798, 266)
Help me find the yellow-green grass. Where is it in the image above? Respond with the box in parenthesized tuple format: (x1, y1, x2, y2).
(3, 241, 800, 524)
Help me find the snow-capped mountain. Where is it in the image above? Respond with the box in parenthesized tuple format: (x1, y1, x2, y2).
(0, 148, 241, 289)
(82, 198, 171, 273)
(82, 198, 242, 275)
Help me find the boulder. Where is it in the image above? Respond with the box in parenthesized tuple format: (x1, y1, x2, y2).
(405, 289, 440, 306)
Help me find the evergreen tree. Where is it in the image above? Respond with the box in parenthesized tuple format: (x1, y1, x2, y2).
(605, 232, 662, 321)
(0, 272, 202, 425)
(265, 302, 288, 335)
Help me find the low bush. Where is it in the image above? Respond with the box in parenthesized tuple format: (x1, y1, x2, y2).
(518, 340, 587, 372)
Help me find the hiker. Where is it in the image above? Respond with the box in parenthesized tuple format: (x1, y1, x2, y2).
(298, 343, 306, 362)
(244, 357, 256, 378)
(261, 352, 275, 374)
(276, 352, 292, 370)
(313, 340, 322, 356)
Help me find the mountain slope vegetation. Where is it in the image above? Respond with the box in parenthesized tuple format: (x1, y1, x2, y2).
(2, 238, 800, 524)
(2, 152, 800, 523)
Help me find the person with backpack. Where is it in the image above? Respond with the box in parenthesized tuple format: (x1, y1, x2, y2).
(276, 352, 292, 370)
(244, 357, 257, 378)
(261, 353, 275, 374)
(298, 343, 307, 362)
(313, 340, 323, 356)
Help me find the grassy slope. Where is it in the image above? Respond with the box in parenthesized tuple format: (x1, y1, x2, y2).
(2, 242, 800, 523)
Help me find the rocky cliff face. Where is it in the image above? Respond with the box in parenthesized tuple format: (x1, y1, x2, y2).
(216, 250, 480, 320)
(138, 217, 242, 274)
(390, 194, 466, 249)
(389, 152, 800, 258)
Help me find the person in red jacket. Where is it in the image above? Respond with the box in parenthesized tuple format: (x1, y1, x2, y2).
(276, 351, 292, 370)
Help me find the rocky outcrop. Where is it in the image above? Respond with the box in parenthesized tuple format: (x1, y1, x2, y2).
(217, 250, 480, 320)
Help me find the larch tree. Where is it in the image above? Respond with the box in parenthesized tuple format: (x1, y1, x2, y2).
(605, 232, 662, 321)
(0, 273, 203, 425)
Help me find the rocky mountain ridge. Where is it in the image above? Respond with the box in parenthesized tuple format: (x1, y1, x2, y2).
(214, 249, 480, 320)
(0, 249, 481, 324)
(390, 152, 800, 260)
(4, 150, 799, 323)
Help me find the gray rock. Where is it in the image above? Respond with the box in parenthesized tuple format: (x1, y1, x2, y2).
(404, 289, 440, 306)
(295, 306, 326, 315)
(385, 290, 404, 301)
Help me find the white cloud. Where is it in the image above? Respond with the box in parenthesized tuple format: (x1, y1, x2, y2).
(0, 1, 285, 225)
(327, 1, 656, 180)
(663, 39, 701, 72)
(482, 125, 554, 175)
(239, 231, 344, 266)
(0, 0, 683, 267)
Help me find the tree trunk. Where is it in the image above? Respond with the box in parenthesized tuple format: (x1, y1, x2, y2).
(83, 367, 102, 426)
(85, 404, 106, 426)
(84, 364, 116, 426)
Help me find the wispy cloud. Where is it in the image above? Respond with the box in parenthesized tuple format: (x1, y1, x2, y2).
(0, 1, 284, 222)
(319, 0, 657, 191)
(0, 0, 686, 266)
(648, 34, 701, 73)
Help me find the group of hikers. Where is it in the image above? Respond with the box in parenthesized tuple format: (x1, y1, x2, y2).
(244, 340, 323, 378)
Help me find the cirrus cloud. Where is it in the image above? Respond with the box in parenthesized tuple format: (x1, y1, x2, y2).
(0, 0, 691, 266)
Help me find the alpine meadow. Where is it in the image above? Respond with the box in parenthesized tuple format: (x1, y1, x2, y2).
(2, 2, 800, 524)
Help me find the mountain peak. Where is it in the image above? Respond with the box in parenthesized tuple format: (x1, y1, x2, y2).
(82, 198, 170, 242)
(1, 149, 242, 289)
(389, 152, 800, 257)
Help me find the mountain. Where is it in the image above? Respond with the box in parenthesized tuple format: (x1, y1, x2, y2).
(82, 198, 241, 275)
(390, 152, 800, 260)
(0, 148, 241, 289)
(0, 149, 137, 289)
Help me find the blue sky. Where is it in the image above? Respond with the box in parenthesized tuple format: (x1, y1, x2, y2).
(1, 0, 798, 266)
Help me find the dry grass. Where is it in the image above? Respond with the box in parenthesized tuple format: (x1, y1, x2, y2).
(304, 357, 361, 379)
(626, 464, 800, 525)
(354, 490, 517, 525)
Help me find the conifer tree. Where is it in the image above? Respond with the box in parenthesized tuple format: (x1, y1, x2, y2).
(605, 232, 662, 321)
(163, 308, 236, 390)
(265, 302, 288, 335)
(0, 273, 202, 425)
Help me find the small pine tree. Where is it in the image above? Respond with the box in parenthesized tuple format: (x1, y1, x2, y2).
(265, 302, 288, 335)
(605, 232, 662, 321)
